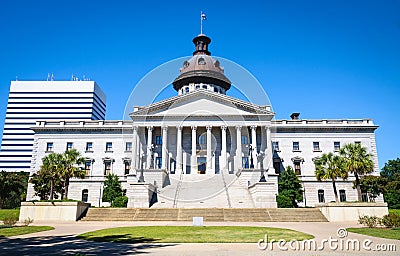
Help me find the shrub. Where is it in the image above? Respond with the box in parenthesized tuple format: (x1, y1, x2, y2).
(23, 217, 34, 226)
(112, 196, 128, 208)
(381, 213, 400, 228)
(3, 216, 18, 227)
(276, 193, 293, 208)
(358, 215, 381, 228)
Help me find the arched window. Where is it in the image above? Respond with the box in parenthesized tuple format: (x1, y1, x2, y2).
(195, 85, 200, 89)
(81, 189, 88, 202)
(339, 190, 346, 202)
(318, 189, 325, 203)
(198, 134, 206, 145)
(202, 85, 207, 89)
(214, 87, 218, 92)
(185, 87, 189, 93)
(198, 57, 206, 65)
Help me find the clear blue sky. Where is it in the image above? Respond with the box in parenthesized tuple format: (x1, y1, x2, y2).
(0, 0, 399, 168)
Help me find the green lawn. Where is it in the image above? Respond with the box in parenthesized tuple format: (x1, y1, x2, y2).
(347, 227, 400, 240)
(0, 209, 20, 220)
(0, 226, 54, 237)
(78, 226, 314, 243)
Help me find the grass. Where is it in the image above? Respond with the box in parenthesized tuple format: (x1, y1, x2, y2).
(78, 226, 314, 243)
(347, 227, 400, 240)
(0, 226, 54, 237)
(0, 209, 20, 221)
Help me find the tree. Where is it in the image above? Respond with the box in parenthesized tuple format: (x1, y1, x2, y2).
(358, 175, 386, 202)
(380, 158, 400, 209)
(40, 152, 63, 200)
(60, 149, 85, 199)
(314, 153, 348, 203)
(278, 166, 303, 208)
(340, 143, 374, 202)
(381, 158, 400, 182)
(30, 167, 63, 200)
(0, 171, 29, 209)
(102, 174, 126, 207)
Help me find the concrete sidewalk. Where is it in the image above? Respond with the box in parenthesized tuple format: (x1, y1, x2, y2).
(0, 221, 398, 255)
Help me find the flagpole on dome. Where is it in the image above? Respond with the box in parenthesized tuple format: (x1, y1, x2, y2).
(200, 11, 206, 34)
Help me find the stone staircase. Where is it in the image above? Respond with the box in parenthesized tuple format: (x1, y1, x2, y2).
(81, 208, 328, 222)
(152, 171, 255, 208)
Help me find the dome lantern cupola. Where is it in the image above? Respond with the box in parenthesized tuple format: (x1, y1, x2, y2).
(193, 34, 211, 56)
(173, 34, 231, 95)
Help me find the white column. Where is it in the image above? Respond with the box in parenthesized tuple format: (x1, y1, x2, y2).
(265, 126, 272, 172)
(221, 126, 227, 171)
(251, 125, 257, 168)
(191, 126, 197, 173)
(236, 126, 242, 169)
(162, 126, 168, 170)
(206, 126, 212, 170)
(146, 126, 153, 169)
(132, 126, 138, 173)
(176, 126, 183, 173)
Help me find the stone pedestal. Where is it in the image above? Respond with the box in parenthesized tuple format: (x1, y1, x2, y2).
(316, 202, 389, 222)
(19, 201, 90, 221)
(248, 180, 278, 208)
(127, 182, 157, 208)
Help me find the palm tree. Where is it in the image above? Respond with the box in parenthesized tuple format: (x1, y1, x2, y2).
(60, 149, 85, 199)
(315, 153, 347, 202)
(340, 143, 374, 202)
(40, 153, 63, 200)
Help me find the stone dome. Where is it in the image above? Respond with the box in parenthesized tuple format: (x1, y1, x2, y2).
(172, 34, 231, 92)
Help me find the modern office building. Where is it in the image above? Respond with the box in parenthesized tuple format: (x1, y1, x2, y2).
(24, 34, 382, 208)
(0, 81, 106, 172)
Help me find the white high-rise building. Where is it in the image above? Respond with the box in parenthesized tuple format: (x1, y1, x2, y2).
(0, 80, 106, 172)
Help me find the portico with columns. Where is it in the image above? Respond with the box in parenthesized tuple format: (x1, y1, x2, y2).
(129, 121, 275, 177)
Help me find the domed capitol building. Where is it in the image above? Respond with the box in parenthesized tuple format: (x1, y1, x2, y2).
(1, 33, 382, 208)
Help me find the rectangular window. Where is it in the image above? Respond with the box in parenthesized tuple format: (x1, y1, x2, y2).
(241, 135, 249, 145)
(66, 142, 73, 151)
(124, 161, 131, 175)
(318, 189, 325, 203)
(106, 142, 113, 152)
(46, 142, 53, 152)
(242, 157, 249, 169)
(339, 190, 346, 202)
(293, 142, 300, 151)
(294, 161, 301, 175)
(156, 157, 162, 169)
(272, 141, 279, 151)
(104, 161, 111, 175)
(334, 142, 340, 151)
(313, 142, 320, 151)
(85, 161, 91, 176)
(125, 142, 132, 152)
(155, 135, 162, 145)
(86, 142, 93, 152)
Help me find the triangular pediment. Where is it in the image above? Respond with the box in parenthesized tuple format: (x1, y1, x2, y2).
(131, 90, 274, 118)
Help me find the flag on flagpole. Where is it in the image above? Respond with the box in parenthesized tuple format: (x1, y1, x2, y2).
(201, 13, 206, 20)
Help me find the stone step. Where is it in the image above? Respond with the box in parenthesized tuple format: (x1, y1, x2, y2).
(81, 208, 328, 222)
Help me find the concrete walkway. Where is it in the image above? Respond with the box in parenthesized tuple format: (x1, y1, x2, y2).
(0, 221, 398, 255)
